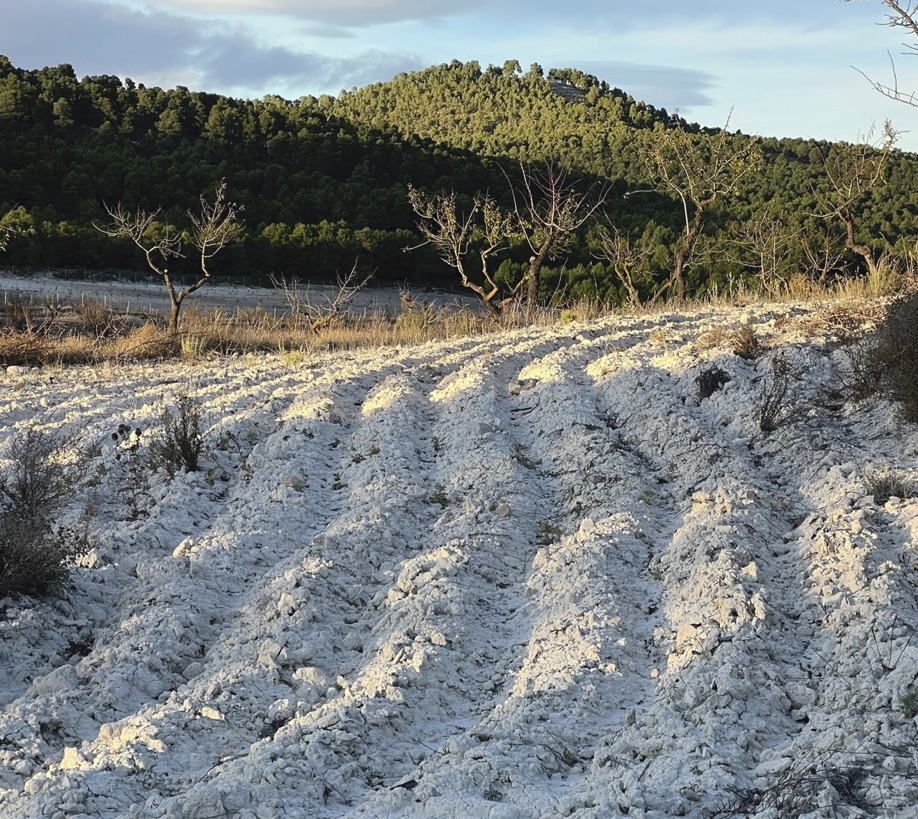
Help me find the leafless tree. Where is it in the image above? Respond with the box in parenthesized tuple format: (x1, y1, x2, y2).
(813, 123, 896, 280)
(595, 227, 654, 307)
(271, 262, 373, 333)
(406, 185, 514, 314)
(97, 181, 242, 333)
(800, 223, 848, 284)
(728, 213, 801, 295)
(846, 0, 918, 106)
(642, 123, 762, 301)
(510, 163, 608, 307)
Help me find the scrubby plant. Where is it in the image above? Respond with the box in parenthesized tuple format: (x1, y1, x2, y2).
(0, 427, 89, 598)
(149, 395, 208, 476)
(901, 691, 918, 719)
(731, 325, 761, 360)
(857, 289, 918, 421)
(696, 364, 731, 400)
(864, 466, 914, 504)
(536, 519, 563, 544)
(430, 484, 449, 508)
(1, 427, 77, 516)
(756, 352, 801, 434)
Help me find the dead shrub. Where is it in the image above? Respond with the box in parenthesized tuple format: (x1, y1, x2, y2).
(0, 331, 51, 367)
(864, 466, 914, 504)
(756, 352, 803, 434)
(106, 322, 178, 361)
(73, 298, 125, 338)
(731, 325, 762, 360)
(696, 365, 731, 400)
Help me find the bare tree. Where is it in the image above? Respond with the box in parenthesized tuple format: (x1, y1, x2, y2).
(728, 213, 801, 294)
(846, 0, 918, 106)
(406, 185, 514, 313)
(595, 227, 654, 307)
(813, 123, 896, 280)
(97, 181, 243, 333)
(800, 222, 848, 284)
(510, 163, 608, 307)
(271, 262, 373, 333)
(642, 124, 762, 301)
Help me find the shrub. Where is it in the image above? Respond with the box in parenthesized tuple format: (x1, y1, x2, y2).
(864, 466, 914, 504)
(0, 427, 88, 598)
(696, 365, 731, 400)
(756, 353, 801, 434)
(856, 289, 918, 420)
(149, 395, 208, 476)
(731, 325, 762, 360)
(0, 330, 51, 367)
(1, 427, 78, 513)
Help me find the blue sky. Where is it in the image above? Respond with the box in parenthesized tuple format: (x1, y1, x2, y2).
(2, 0, 917, 150)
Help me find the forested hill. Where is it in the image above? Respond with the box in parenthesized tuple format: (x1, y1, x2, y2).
(330, 61, 682, 177)
(1, 55, 917, 302)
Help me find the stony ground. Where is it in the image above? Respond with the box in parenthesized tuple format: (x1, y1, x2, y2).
(1, 302, 918, 818)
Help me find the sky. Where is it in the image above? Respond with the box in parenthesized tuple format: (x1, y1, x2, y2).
(2, 0, 918, 150)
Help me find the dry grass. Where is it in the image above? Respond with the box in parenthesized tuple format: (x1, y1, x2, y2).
(0, 268, 916, 369)
(0, 297, 524, 367)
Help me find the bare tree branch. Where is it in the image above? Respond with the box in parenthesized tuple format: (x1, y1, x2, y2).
(595, 227, 653, 307)
(406, 185, 513, 313)
(95, 181, 242, 333)
(812, 122, 896, 279)
(271, 262, 373, 333)
(509, 162, 609, 307)
(642, 120, 762, 301)
(847, 0, 918, 106)
(727, 213, 802, 295)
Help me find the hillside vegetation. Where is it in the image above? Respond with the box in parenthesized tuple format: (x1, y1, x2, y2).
(1, 56, 918, 303)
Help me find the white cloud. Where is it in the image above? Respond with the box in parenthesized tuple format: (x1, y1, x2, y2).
(130, 0, 495, 27)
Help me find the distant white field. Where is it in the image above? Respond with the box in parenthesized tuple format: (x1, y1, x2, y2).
(0, 270, 478, 318)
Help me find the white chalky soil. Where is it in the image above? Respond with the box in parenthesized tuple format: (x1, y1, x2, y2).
(1, 302, 918, 818)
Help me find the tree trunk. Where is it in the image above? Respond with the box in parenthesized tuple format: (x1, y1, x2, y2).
(167, 299, 181, 334)
(671, 204, 706, 301)
(843, 209, 879, 280)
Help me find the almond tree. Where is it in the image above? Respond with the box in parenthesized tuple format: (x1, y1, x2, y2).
(271, 263, 373, 333)
(642, 124, 762, 301)
(847, 0, 918, 106)
(97, 181, 242, 333)
(595, 227, 655, 307)
(728, 212, 801, 294)
(813, 123, 896, 280)
(510, 163, 608, 307)
(407, 185, 514, 314)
